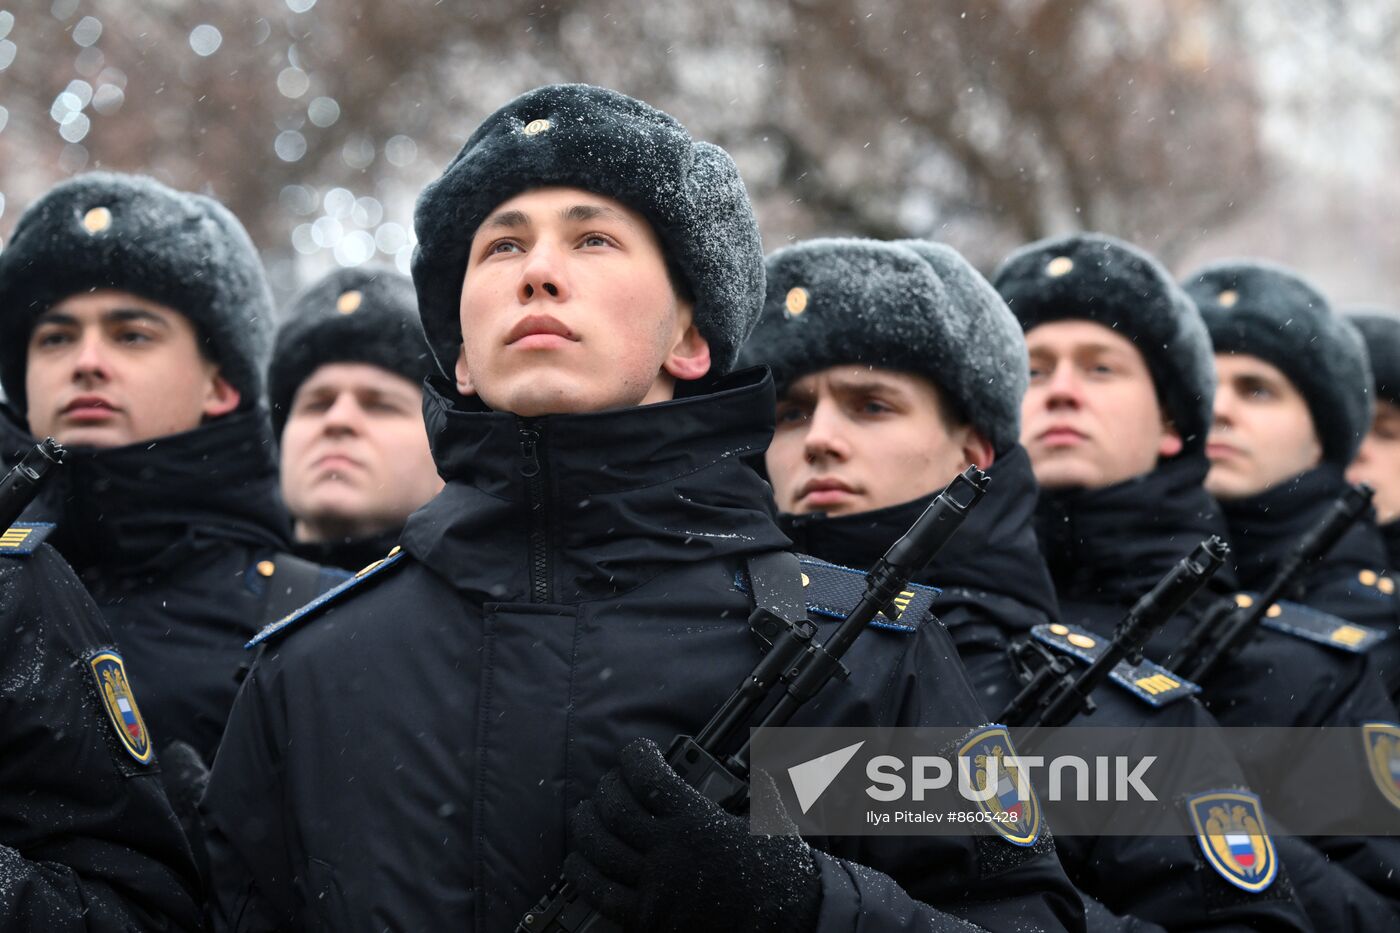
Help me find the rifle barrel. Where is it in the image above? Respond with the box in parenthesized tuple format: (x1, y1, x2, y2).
(0, 438, 65, 531)
(1178, 483, 1373, 682)
(1034, 536, 1227, 729)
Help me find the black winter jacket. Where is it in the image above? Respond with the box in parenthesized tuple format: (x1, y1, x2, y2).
(1223, 464, 1400, 699)
(204, 372, 1084, 933)
(7, 412, 347, 765)
(0, 537, 203, 931)
(1038, 453, 1400, 918)
(782, 446, 1314, 932)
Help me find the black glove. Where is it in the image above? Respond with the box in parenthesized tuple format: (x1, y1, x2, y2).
(564, 737, 822, 933)
(161, 739, 211, 810)
(161, 739, 212, 884)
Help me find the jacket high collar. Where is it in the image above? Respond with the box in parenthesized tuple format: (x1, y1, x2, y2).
(1221, 463, 1389, 591)
(33, 410, 289, 576)
(399, 369, 792, 604)
(1036, 453, 1234, 605)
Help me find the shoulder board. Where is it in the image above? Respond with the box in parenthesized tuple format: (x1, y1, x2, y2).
(735, 556, 939, 633)
(1237, 592, 1389, 654)
(1031, 622, 1201, 708)
(247, 548, 406, 648)
(0, 522, 54, 557)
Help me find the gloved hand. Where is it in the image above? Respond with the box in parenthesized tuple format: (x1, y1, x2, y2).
(161, 740, 211, 811)
(161, 739, 212, 883)
(564, 737, 822, 933)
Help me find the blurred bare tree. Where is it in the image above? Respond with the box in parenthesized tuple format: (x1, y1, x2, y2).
(733, 0, 1266, 267)
(0, 0, 1389, 302)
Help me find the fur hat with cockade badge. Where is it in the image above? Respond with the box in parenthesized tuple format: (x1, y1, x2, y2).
(411, 84, 765, 381)
(267, 266, 432, 439)
(0, 171, 273, 414)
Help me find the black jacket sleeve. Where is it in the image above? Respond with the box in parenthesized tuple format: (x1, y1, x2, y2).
(202, 650, 298, 933)
(0, 545, 203, 932)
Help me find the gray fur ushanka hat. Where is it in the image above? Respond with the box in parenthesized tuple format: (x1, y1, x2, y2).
(1344, 309, 1400, 408)
(1183, 260, 1372, 465)
(738, 237, 1028, 453)
(0, 171, 273, 413)
(267, 266, 432, 439)
(411, 83, 764, 380)
(993, 232, 1216, 453)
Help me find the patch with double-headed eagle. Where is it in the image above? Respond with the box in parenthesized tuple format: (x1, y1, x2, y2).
(1186, 790, 1277, 892)
(88, 651, 153, 765)
(958, 725, 1041, 846)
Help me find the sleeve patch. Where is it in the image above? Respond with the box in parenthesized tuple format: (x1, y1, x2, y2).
(1030, 623, 1200, 708)
(88, 650, 154, 765)
(246, 550, 406, 648)
(735, 555, 940, 632)
(1185, 789, 1278, 893)
(0, 522, 55, 556)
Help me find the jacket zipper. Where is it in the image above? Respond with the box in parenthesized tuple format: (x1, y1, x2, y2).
(518, 421, 552, 603)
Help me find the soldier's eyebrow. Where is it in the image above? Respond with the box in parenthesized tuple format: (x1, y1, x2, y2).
(778, 380, 819, 405)
(828, 374, 908, 398)
(1234, 372, 1282, 390)
(102, 308, 170, 329)
(1076, 342, 1128, 357)
(481, 209, 531, 231)
(357, 384, 418, 406)
(33, 308, 168, 329)
(561, 204, 635, 228)
(33, 310, 78, 328)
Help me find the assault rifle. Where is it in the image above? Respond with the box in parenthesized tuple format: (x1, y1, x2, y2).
(517, 465, 991, 933)
(0, 438, 65, 531)
(1166, 483, 1374, 683)
(999, 536, 1228, 732)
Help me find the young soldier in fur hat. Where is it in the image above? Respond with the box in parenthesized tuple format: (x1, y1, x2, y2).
(0, 173, 345, 766)
(269, 266, 441, 572)
(1184, 264, 1400, 694)
(203, 84, 1084, 932)
(998, 234, 1400, 915)
(743, 236, 1391, 930)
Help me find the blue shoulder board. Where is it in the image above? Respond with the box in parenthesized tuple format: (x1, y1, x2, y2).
(247, 548, 406, 648)
(0, 522, 55, 557)
(1031, 622, 1201, 708)
(1240, 592, 1388, 654)
(735, 555, 940, 633)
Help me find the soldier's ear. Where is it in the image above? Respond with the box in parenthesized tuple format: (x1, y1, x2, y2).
(661, 302, 711, 383)
(957, 425, 995, 471)
(454, 344, 477, 397)
(201, 371, 241, 419)
(1158, 417, 1183, 459)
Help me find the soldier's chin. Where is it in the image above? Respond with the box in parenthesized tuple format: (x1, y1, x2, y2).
(481, 369, 634, 417)
(1029, 454, 1100, 492)
(49, 422, 130, 450)
(1203, 464, 1261, 501)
